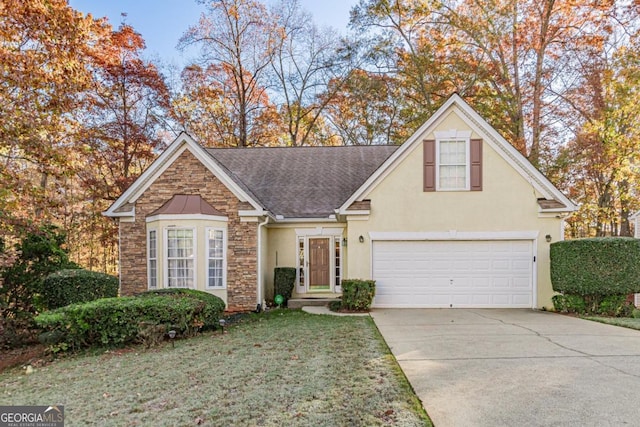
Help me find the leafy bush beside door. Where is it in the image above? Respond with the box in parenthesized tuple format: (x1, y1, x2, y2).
(274, 267, 296, 306)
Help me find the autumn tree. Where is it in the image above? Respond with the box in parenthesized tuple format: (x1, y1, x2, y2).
(173, 63, 282, 147)
(558, 10, 640, 237)
(269, 0, 356, 146)
(0, 0, 109, 236)
(350, 0, 455, 132)
(178, 0, 276, 147)
(70, 23, 171, 271)
(325, 70, 404, 145)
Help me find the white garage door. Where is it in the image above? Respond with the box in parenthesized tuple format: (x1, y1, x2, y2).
(372, 240, 534, 308)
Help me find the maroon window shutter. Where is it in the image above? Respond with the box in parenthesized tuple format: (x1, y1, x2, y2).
(470, 138, 483, 191)
(424, 139, 436, 192)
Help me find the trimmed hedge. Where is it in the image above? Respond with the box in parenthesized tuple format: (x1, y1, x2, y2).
(341, 279, 376, 311)
(138, 288, 225, 330)
(41, 269, 119, 310)
(274, 267, 296, 306)
(550, 238, 640, 296)
(35, 290, 225, 351)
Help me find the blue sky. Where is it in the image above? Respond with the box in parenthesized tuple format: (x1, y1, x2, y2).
(68, 0, 359, 66)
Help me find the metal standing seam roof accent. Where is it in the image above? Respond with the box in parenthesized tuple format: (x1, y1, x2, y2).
(204, 145, 399, 218)
(149, 194, 225, 216)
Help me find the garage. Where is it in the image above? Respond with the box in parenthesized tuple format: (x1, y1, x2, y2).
(372, 240, 534, 308)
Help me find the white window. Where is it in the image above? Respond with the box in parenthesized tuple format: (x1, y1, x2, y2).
(148, 229, 158, 289)
(437, 139, 469, 190)
(166, 228, 195, 288)
(206, 228, 226, 288)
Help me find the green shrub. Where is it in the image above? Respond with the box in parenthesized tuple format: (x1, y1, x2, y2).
(274, 267, 296, 306)
(328, 299, 342, 312)
(632, 308, 640, 319)
(552, 294, 586, 314)
(138, 288, 225, 330)
(598, 294, 634, 317)
(550, 238, 640, 296)
(0, 225, 78, 348)
(41, 269, 118, 310)
(341, 279, 376, 311)
(35, 290, 225, 351)
(553, 293, 635, 316)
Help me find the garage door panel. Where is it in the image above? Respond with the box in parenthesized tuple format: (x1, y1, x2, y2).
(372, 240, 533, 308)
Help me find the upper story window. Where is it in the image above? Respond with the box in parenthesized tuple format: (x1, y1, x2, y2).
(437, 139, 468, 190)
(424, 130, 482, 192)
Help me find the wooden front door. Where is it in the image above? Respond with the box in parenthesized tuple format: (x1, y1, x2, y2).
(309, 238, 330, 290)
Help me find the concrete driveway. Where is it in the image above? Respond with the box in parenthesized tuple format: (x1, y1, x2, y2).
(370, 309, 640, 427)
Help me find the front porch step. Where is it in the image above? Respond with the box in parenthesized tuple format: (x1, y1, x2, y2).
(287, 298, 340, 309)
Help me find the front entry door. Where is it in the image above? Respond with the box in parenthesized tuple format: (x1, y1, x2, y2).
(309, 238, 330, 291)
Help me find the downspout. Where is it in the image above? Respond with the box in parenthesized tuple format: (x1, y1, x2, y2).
(256, 215, 270, 312)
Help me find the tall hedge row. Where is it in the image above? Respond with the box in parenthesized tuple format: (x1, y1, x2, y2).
(550, 237, 640, 296)
(41, 269, 119, 310)
(35, 289, 225, 351)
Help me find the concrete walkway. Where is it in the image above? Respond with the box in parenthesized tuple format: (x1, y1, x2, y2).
(370, 309, 640, 427)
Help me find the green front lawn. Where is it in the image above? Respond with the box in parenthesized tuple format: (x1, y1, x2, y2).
(0, 309, 431, 426)
(583, 316, 640, 331)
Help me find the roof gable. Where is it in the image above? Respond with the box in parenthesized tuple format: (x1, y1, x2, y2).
(103, 132, 264, 218)
(339, 94, 577, 214)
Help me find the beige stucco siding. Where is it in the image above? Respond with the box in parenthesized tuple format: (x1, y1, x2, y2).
(264, 224, 345, 300)
(346, 108, 562, 308)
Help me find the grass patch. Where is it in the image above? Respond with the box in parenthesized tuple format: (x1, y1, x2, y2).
(1, 309, 431, 426)
(584, 316, 640, 331)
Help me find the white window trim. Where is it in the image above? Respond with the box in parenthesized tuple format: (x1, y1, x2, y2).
(296, 236, 306, 293)
(205, 227, 227, 289)
(164, 227, 196, 289)
(436, 138, 470, 191)
(334, 236, 342, 293)
(147, 228, 158, 289)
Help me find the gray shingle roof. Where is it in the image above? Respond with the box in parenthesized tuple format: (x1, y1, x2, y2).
(205, 145, 399, 218)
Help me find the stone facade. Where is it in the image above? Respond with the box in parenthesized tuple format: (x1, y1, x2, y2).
(119, 149, 258, 312)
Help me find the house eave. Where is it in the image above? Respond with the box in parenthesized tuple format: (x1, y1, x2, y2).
(272, 216, 341, 224)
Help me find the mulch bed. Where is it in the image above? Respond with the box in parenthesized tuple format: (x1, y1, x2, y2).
(0, 344, 49, 373)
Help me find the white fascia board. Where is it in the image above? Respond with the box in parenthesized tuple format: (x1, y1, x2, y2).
(273, 217, 340, 224)
(369, 230, 539, 241)
(146, 214, 229, 223)
(340, 210, 370, 216)
(630, 211, 640, 220)
(102, 208, 134, 218)
(104, 133, 263, 217)
(239, 209, 267, 217)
